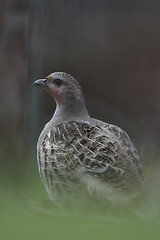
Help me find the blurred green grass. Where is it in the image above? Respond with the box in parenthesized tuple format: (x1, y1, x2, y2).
(0, 160, 160, 240)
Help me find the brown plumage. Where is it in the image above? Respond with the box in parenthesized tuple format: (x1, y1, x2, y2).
(34, 72, 143, 203)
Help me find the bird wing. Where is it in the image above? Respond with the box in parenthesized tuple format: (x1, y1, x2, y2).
(38, 120, 143, 193)
(92, 119, 144, 182)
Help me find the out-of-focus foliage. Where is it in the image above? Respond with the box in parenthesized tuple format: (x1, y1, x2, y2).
(0, 160, 160, 240)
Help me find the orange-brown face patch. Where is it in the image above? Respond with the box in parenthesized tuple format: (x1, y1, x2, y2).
(44, 73, 72, 107)
(46, 74, 53, 80)
(49, 85, 64, 108)
(46, 74, 69, 87)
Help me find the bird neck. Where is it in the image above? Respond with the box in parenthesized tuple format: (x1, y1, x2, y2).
(51, 94, 90, 123)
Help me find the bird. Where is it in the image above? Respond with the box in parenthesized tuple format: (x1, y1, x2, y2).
(33, 72, 143, 204)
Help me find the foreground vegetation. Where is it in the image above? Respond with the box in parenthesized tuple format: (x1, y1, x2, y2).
(0, 161, 160, 240)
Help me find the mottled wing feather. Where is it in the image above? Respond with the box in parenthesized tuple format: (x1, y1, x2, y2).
(37, 120, 143, 198)
(102, 123, 143, 180)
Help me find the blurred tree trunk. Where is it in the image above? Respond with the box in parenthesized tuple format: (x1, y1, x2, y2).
(0, 0, 28, 156)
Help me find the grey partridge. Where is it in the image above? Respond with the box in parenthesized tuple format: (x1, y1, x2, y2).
(34, 72, 143, 203)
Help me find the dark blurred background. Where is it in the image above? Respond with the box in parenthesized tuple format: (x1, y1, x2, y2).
(0, 0, 160, 172)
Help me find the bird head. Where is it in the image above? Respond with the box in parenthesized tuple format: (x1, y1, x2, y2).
(34, 72, 84, 110)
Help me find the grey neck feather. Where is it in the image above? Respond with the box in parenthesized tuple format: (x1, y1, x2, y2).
(51, 92, 90, 123)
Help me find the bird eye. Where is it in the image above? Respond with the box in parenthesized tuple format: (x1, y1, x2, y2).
(54, 79, 63, 86)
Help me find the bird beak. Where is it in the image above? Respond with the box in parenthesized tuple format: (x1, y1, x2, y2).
(33, 78, 47, 86)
